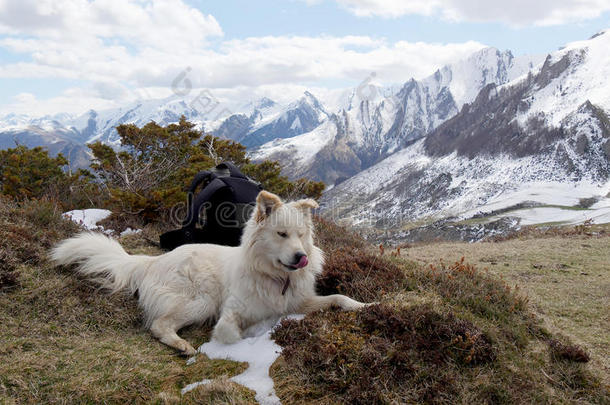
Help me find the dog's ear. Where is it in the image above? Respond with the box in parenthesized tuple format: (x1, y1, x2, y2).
(293, 198, 319, 214)
(255, 191, 282, 222)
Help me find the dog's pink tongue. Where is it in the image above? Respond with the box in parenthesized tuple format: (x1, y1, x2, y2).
(295, 255, 308, 268)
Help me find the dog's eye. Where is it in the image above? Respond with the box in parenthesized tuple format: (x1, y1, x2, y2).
(277, 231, 288, 238)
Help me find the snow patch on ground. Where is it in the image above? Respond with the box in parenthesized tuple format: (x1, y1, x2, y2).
(460, 182, 609, 218)
(120, 227, 142, 237)
(62, 209, 143, 236)
(183, 315, 304, 404)
(181, 379, 213, 395)
(496, 205, 610, 226)
(62, 209, 112, 231)
(324, 134, 610, 229)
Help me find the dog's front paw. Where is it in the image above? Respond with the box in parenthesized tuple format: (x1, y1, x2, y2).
(181, 343, 197, 356)
(212, 320, 242, 344)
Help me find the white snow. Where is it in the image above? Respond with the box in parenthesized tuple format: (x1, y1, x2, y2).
(516, 30, 610, 128)
(181, 379, 213, 395)
(345, 139, 431, 195)
(244, 92, 326, 136)
(324, 133, 610, 228)
(460, 182, 609, 219)
(289, 116, 302, 131)
(252, 119, 337, 167)
(120, 227, 142, 237)
(446, 47, 543, 108)
(495, 205, 610, 226)
(63, 209, 112, 230)
(183, 315, 304, 404)
(63, 209, 146, 236)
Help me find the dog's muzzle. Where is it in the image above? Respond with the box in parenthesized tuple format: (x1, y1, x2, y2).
(281, 253, 308, 271)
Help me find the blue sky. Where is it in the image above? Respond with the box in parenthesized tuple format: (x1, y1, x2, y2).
(0, 0, 609, 116)
(197, 0, 610, 55)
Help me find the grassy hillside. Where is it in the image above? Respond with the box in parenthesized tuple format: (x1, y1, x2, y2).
(405, 226, 610, 385)
(0, 198, 608, 404)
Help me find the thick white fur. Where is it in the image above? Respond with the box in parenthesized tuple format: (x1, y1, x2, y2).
(51, 191, 367, 355)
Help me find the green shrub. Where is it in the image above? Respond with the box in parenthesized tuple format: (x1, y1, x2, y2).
(0, 145, 67, 199)
(0, 145, 100, 209)
(89, 117, 325, 223)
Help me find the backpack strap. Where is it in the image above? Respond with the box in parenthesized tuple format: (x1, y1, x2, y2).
(184, 169, 221, 223)
(183, 177, 227, 228)
(215, 162, 248, 179)
(187, 170, 215, 197)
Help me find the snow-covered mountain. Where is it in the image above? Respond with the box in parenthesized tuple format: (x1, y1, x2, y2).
(0, 46, 540, 174)
(321, 30, 610, 233)
(3, 30, 609, 237)
(0, 91, 330, 167)
(253, 47, 542, 184)
(213, 91, 329, 148)
(69, 97, 206, 145)
(0, 112, 93, 168)
(0, 97, 208, 168)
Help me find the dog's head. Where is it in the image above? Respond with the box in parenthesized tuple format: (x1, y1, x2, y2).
(243, 190, 321, 274)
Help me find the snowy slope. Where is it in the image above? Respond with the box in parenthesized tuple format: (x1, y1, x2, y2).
(251, 119, 338, 170)
(214, 91, 329, 148)
(322, 31, 610, 231)
(322, 138, 610, 229)
(516, 30, 610, 127)
(254, 47, 543, 184)
(446, 46, 538, 107)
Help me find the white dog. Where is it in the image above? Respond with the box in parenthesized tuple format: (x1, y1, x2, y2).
(51, 191, 367, 355)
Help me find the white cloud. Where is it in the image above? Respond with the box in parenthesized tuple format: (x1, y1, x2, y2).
(0, 0, 223, 50)
(328, 0, 610, 26)
(0, 0, 486, 116)
(3, 88, 124, 116)
(334, 0, 438, 18)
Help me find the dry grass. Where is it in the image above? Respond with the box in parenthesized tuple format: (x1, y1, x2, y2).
(1, 197, 608, 403)
(488, 221, 609, 241)
(0, 197, 254, 404)
(182, 377, 256, 404)
(313, 215, 367, 251)
(272, 255, 608, 404)
(0, 197, 78, 292)
(404, 232, 610, 384)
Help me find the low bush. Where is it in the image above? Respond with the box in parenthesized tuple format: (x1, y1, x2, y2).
(0, 196, 79, 291)
(313, 216, 367, 252)
(2, 197, 77, 255)
(0, 145, 102, 210)
(316, 249, 406, 302)
(89, 118, 325, 224)
(548, 339, 590, 363)
(272, 303, 495, 404)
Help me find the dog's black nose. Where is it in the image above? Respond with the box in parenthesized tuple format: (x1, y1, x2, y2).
(293, 252, 306, 264)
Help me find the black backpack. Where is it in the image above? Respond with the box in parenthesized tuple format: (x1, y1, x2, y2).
(160, 162, 263, 250)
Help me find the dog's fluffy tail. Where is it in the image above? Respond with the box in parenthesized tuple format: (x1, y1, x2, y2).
(51, 232, 154, 294)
